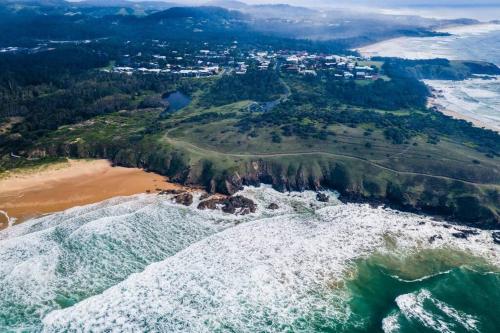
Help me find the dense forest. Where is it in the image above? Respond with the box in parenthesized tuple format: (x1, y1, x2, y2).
(200, 67, 285, 106)
(380, 58, 500, 80)
(236, 72, 499, 155)
(324, 76, 429, 110)
(0, 54, 180, 154)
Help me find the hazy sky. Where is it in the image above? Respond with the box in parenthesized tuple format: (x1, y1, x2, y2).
(64, 0, 496, 7)
(199, 0, 500, 5)
(70, 0, 500, 20)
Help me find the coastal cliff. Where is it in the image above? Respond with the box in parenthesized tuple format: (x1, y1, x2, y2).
(30, 141, 499, 229)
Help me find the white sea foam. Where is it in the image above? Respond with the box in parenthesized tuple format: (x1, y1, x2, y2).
(382, 311, 400, 333)
(425, 77, 500, 131)
(358, 23, 500, 65)
(437, 24, 500, 36)
(396, 289, 480, 333)
(358, 25, 500, 132)
(431, 296, 479, 331)
(0, 209, 16, 228)
(36, 187, 498, 333)
(0, 187, 340, 331)
(0, 193, 243, 331)
(396, 290, 455, 333)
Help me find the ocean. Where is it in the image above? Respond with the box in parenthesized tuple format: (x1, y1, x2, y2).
(1, 186, 499, 332)
(359, 24, 500, 132)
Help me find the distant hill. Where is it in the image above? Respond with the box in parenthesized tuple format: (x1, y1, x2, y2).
(205, 1, 318, 19)
(147, 6, 245, 21)
(75, 0, 179, 10)
(204, 0, 248, 10)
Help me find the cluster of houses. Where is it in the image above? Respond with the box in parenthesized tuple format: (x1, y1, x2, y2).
(108, 41, 378, 80)
(257, 51, 378, 80)
(111, 65, 220, 77)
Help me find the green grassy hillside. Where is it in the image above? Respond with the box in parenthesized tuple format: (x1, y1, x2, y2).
(21, 68, 499, 227)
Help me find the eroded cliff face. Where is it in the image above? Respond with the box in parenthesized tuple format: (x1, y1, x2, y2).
(30, 142, 499, 229)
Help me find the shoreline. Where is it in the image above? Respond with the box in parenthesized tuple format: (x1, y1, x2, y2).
(427, 95, 498, 132)
(0, 159, 186, 229)
(1, 158, 498, 231)
(356, 22, 500, 59)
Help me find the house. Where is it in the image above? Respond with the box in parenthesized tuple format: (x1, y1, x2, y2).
(300, 70, 317, 76)
(284, 65, 299, 73)
(355, 66, 373, 71)
(356, 71, 366, 78)
(344, 72, 354, 79)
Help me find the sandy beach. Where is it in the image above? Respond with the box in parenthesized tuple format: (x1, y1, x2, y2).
(0, 159, 184, 229)
(426, 96, 496, 131)
(425, 79, 500, 133)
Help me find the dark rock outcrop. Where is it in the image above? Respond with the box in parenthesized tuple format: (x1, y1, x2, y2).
(223, 173, 244, 195)
(451, 229, 479, 239)
(199, 192, 210, 201)
(267, 203, 279, 210)
(428, 234, 443, 243)
(316, 192, 329, 202)
(492, 231, 500, 245)
(198, 195, 256, 215)
(452, 232, 468, 239)
(30, 143, 499, 229)
(174, 192, 193, 206)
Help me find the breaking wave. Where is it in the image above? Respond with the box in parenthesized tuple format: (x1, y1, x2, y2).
(0, 186, 498, 332)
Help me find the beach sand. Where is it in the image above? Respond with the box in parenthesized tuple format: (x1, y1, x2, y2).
(0, 159, 184, 229)
(426, 96, 496, 131)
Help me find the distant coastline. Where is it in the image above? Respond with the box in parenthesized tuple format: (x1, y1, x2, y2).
(358, 23, 500, 133)
(357, 23, 500, 61)
(425, 78, 500, 133)
(427, 92, 498, 133)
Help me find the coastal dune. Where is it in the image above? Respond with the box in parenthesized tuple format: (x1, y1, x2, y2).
(0, 159, 182, 228)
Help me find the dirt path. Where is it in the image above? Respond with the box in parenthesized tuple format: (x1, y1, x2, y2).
(164, 135, 498, 187)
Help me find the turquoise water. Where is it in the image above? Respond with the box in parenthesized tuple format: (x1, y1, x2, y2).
(1, 187, 497, 332)
(344, 250, 500, 333)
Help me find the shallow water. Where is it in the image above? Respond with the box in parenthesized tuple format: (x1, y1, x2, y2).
(1, 186, 497, 332)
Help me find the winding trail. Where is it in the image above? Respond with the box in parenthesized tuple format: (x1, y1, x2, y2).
(163, 135, 499, 187)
